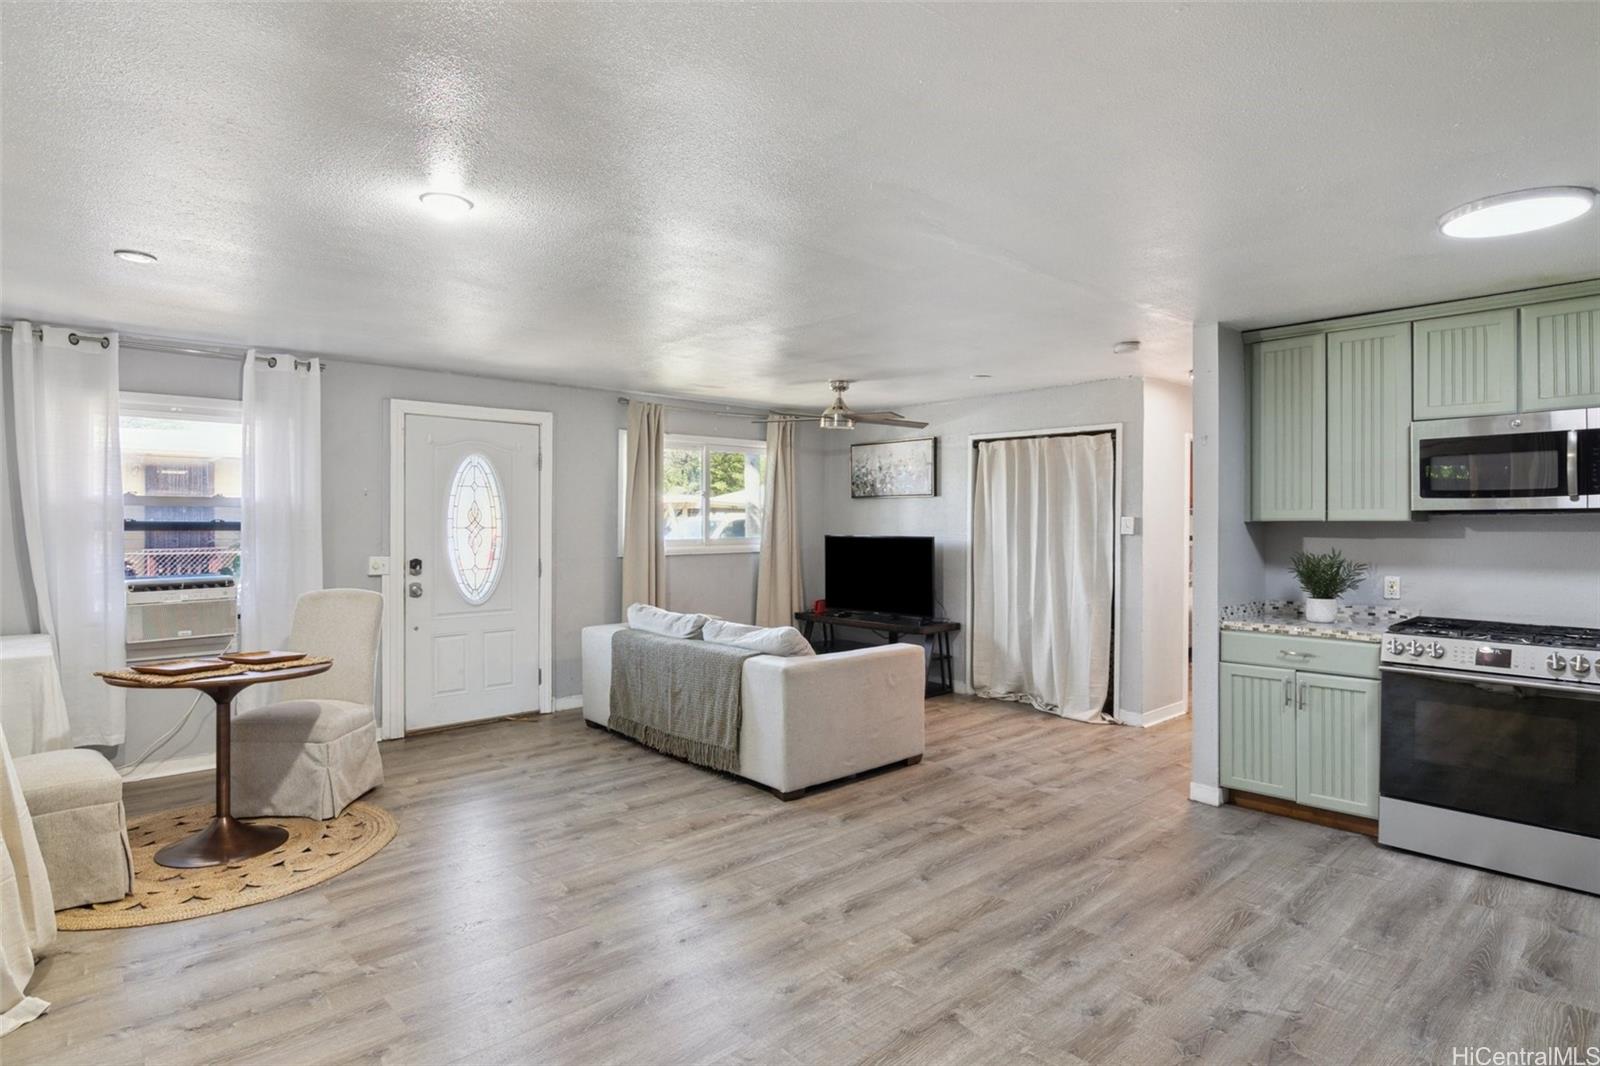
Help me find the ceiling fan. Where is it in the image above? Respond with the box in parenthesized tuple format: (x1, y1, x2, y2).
(756, 380, 928, 430)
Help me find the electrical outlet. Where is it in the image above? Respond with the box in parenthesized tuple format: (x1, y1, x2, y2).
(367, 556, 391, 577)
(1382, 575, 1401, 600)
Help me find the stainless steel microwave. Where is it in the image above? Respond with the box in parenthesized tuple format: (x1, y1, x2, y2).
(1411, 408, 1599, 512)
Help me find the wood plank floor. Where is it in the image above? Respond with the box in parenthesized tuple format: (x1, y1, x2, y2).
(7, 695, 1597, 1065)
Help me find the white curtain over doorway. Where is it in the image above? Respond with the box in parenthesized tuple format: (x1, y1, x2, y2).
(620, 401, 666, 611)
(240, 352, 323, 654)
(10, 323, 126, 746)
(970, 433, 1114, 720)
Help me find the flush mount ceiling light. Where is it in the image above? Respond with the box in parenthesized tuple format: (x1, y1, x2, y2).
(1112, 340, 1141, 355)
(1438, 186, 1596, 239)
(418, 191, 474, 217)
(113, 248, 157, 263)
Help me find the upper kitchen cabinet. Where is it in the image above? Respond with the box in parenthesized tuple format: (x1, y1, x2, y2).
(1251, 334, 1326, 521)
(1412, 309, 1519, 420)
(1520, 295, 1600, 411)
(1326, 323, 1412, 521)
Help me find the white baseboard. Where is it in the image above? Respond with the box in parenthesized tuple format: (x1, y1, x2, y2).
(1120, 700, 1188, 728)
(552, 695, 583, 712)
(1189, 781, 1226, 806)
(120, 753, 215, 783)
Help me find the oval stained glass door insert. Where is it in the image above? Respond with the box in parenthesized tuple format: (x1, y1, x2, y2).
(444, 453, 505, 605)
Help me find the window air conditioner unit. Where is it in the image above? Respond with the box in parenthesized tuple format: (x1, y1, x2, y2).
(126, 576, 238, 649)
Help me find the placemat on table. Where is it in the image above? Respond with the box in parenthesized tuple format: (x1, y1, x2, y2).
(96, 655, 332, 686)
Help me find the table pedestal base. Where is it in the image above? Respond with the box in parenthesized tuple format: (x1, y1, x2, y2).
(154, 815, 289, 869)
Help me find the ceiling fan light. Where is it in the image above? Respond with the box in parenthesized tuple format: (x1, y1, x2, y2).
(819, 410, 855, 430)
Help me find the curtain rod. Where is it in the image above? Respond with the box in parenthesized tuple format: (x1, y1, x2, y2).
(1, 322, 325, 369)
(617, 395, 767, 418)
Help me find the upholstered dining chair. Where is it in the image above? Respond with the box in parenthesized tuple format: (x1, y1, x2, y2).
(231, 588, 384, 820)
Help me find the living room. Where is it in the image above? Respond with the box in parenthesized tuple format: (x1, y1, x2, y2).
(3, 4, 1597, 1065)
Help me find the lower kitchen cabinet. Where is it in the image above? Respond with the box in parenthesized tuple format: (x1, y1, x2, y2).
(1219, 662, 1296, 800)
(1294, 672, 1381, 818)
(1219, 635, 1382, 820)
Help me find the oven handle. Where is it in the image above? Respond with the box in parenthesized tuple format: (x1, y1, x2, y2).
(1382, 663, 1600, 699)
(1568, 429, 1580, 502)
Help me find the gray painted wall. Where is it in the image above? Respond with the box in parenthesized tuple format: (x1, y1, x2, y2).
(804, 375, 1193, 721)
(0, 341, 780, 769)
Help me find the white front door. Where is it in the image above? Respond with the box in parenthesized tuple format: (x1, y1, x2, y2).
(403, 413, 541, 731)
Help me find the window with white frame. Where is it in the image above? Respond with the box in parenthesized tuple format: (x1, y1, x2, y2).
(119, 393, 243, 582)
(617, 431, 766, 554)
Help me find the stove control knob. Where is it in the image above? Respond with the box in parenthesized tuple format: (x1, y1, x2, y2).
(1408, 641, 1425, 658)
(1546, 653, 1568, 673)
(1384, 639, 1401, 654)
(1428, 642, 1446, 659)
(1571, 655, 1591, 676)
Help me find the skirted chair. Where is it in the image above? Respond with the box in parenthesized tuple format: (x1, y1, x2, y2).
(12, 748, 133, 910)
(231, 588, 384, 820)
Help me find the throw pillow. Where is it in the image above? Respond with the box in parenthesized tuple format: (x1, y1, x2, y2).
(626, 603, 709, 639)
(702, 619, 816, 657)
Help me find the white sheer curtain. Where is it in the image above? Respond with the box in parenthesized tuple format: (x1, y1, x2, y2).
(755, 419, 804, 627)
(240, 352, 323, 655)
(10, 323, 126, 746)
(620, 401, 665, 612)
(0, 727, 55, 1035)
(970, 434, 1114, 721)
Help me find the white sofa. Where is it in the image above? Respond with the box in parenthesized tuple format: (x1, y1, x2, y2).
(581, 624, 926, 798)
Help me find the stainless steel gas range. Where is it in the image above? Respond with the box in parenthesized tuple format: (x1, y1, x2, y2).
(1379, 616, 1600, 895)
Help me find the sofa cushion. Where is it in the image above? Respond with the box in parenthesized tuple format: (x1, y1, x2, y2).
(703, 619, 816, 657)
(14, 748, 122, 815)
(626, 603, 709, 639)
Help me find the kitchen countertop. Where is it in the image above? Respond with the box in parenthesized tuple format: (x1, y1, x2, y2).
(1220, 602, 1417, 644)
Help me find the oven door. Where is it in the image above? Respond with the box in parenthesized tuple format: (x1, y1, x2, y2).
(1380, 666, 1600, 839)
(1411, 409, 1590, 511)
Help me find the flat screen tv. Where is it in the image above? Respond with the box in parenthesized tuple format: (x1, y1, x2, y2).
(824, 535, 935, 618)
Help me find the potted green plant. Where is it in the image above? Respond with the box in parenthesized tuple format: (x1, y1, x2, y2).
(1288, 548, 1369, 623)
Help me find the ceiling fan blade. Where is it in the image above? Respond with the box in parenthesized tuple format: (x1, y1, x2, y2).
(851, 413, 929, 428)
(851, 410, 907, 419)
(752, 415, 814, 424)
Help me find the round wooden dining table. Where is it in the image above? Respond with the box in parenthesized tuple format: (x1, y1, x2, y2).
(101, 661, 332, 868)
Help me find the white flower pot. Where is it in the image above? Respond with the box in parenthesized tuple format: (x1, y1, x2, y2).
(1303, 598, 1339, 623)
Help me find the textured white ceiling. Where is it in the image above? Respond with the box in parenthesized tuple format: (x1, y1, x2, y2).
(2, 3, 1597, 408)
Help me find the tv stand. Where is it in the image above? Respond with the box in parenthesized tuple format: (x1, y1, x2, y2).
(794, 610, 959, 697)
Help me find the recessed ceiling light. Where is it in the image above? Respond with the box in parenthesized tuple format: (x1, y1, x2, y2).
(418, 191, 474, 217)
(1112, 340, 1141, 355)
(113, 249, 157, 263)
(970, 373, 992, 379)
(1438, 186, 1596, 239)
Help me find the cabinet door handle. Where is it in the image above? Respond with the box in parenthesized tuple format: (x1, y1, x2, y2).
(1284, 677, 1293, 705)
(1298, 682, 1307, 709)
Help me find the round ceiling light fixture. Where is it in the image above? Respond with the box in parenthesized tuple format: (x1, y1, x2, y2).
(418, 191, 474, 217)
(1112, 340, 1141, 355)
(1438, 186, 1596, 239)
(113, 248, 158, 264)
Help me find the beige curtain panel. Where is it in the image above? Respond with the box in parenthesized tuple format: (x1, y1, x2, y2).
(620, 401, 666, 612)
(755, 419, 805, 627)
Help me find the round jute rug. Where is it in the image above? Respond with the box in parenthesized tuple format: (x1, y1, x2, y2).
(56, 801, 397, 930)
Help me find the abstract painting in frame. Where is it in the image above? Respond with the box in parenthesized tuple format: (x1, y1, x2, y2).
(850, 437, 937, 498)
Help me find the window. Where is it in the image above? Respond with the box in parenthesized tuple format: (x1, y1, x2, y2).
(617, 431, 766, 554)
(445, 453, 506, 604)
(119, 393, 242, 582)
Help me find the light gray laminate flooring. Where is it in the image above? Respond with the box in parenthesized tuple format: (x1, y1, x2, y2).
(6, 696, 1597, 1065)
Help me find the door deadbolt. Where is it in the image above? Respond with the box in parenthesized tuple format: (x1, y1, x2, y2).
(409, 558, 423, 576)
(408, 582, 424, 598)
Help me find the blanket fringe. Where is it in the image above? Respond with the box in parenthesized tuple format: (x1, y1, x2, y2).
(609, 716, 741, 774)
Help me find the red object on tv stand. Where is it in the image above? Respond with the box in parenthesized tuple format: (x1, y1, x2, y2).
(812, 599, 826, 615)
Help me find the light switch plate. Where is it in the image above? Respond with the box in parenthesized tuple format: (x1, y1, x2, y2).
(1383, 575, 1401, 600)
(1119, 516, 1138, 536)
(367, 556, 391, 577)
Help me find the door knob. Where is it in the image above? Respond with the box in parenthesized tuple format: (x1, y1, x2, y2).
(408, 582, 424, 598)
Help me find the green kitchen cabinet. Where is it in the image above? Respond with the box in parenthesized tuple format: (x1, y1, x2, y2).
(1293, 672, 1381, 819)
(1251, 334, 1326, 521)
(1520, 295, 1600, 412)
(1326, 323, 1412, 521)
(1412, 309, 1519, 419)
(1219, 662, 1297, 801)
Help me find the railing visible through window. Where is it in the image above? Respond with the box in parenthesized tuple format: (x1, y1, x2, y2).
(119, 394, 243, 581)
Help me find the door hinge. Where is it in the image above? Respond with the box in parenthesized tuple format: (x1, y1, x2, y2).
(538, 449, 543, 471)
(538, 668, 542, 684)
(538, 557, 542, 577)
